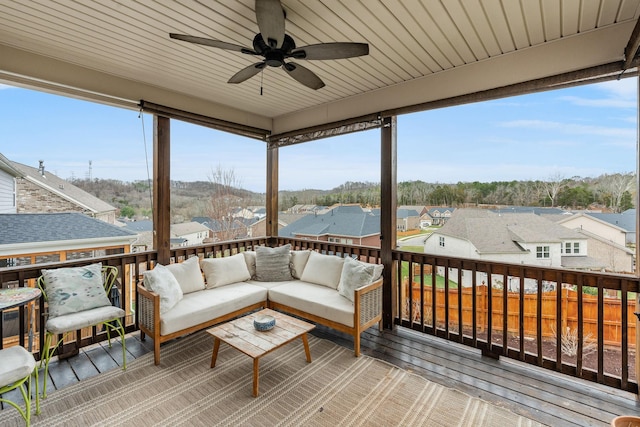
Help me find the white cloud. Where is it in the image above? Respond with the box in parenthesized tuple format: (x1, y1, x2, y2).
(558, 79, 637, 108)
(559, 95, 635, 108)
(498, 119, 634, 138)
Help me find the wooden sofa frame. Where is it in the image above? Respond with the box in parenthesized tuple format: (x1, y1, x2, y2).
(137, 284, 266, 365)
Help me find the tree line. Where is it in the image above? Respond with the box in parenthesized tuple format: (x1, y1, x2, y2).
(72, 172, 636, 221)
(280, 173, 636, 212)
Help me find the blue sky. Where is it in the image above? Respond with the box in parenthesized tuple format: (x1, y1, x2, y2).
(1, 79, 636, 193)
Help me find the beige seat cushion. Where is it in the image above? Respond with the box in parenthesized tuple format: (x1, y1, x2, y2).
(0, 346, 36, 386)
(160, 282, 267, 336)
(268, 281, 354, 327)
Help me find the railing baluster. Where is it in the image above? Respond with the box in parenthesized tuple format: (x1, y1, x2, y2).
(597, 276, 604, 383)
(502, 270, 508, 356)
(621, 279, 629, 390)
(519, 268, 525, 361)
(537, 270, 543, 367)
(556, 271, 563, 371)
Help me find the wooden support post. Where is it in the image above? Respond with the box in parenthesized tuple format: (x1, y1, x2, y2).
(627, 73, 640, 399)
(380, 116, 397, 329)
(266, 142, 279, 245)
(153, 115, 171, 265)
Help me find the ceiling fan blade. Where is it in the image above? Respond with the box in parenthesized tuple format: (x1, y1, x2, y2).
(255, 0, 285, 48)
(228, 62, 266, 84)
(291, 43, 369, 60)
(170, 33, 256, 54)
(282, 62, 325, 90)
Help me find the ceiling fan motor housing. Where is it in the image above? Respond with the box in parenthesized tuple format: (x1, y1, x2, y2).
(253, 33, 296, 67)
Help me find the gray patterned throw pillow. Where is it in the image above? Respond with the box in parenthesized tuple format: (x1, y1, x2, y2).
(255, 244, 293, 282)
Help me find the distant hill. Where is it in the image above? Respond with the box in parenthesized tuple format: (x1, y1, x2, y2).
(71, 173, 636, 220)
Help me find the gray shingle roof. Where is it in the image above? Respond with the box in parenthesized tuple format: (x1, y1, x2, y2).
(278, 205, 380, 238)
(435, 209, 584, 254)
(397, 209, 420, 218)
(0, 213, 136, 245)
(11, 161, 116, 214)
(491, 206, 570, 215)
(123, 220, 153, 232)
(584, 212, 636, 232)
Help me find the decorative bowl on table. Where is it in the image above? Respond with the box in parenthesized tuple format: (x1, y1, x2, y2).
(254, 314, 276, 331)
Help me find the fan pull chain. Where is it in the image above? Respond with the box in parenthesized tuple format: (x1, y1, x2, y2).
(260, 69, 264, 96)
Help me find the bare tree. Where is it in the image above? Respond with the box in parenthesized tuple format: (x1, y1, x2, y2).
(206, 165, 248, 241)
(596, 173, 635, 212)
(539, 173, 566, 207)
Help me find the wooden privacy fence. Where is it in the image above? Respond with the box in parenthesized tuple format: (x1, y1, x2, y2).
(408, 283, 637, 348)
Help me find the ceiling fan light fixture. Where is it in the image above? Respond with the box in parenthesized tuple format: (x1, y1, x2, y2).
(169, 0, 369, 90)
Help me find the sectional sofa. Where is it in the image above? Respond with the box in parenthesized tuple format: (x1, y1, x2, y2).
(137, 244, 384, 365)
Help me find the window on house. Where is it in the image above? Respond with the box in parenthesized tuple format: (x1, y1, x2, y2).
(536, 246, 550, 258)
(573, 242, 580, 254)
(439, 236, 445, 247)
(565, 242, 572, 254)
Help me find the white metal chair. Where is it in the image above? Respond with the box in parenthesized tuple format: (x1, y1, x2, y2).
(0, 345, 40, 426)
(37, 264, 127, 398)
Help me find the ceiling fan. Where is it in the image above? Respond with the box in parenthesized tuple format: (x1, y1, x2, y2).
(169, 0, 369, 90)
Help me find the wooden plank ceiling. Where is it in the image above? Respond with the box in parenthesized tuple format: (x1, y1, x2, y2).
(1, 0, 639, 138)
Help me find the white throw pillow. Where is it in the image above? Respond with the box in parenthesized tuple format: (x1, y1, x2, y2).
(243, 251, 257, 279)
(290, 250, 311, 279)
(166, 256, 205, 294)
(201, 253, 251, 288)
(338, 256, 375, 303)
(41, 262, 111, 318)
(143, 263, 183, 314)
(361, 261, 384, 282)
(255, 244, 293, 282)
(300, 251, 344, 289)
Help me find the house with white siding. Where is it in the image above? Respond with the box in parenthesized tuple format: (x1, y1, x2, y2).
(557, 211, 636, 246)
(423, 209, 612, 290)
(0, 153, 22, 214)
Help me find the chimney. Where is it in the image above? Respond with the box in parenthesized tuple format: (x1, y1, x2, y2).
(38, 160, 45, 176)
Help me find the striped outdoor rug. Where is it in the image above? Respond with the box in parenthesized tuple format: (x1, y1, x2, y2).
(0, 331, 544, 426)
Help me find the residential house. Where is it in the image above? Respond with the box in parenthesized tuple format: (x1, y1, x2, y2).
(569, 228, 634, 273)
(424, 207, 455, 226)
(170, 221, 211, 246)
(425, 208, 598, 269)
(558, 210, 636, 246)
(278, 205, 380, 246)
(0, 213, 137, 267)
(248, 206, 267, 219)
(10, 159, 118, 224)
(423, 209, 611, 291)
(287, 204, 323, 214)
(124, 220, 212, 250)
(0, 153, 22, 214)
(121, 220, 153, 252)
(232, 207, 257, 220)
(396, 208, 421, 232)
(398, 205, 428, 216)
(192, 216, 249, 241)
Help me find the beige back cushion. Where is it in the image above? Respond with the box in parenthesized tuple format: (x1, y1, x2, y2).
(166, 256, 205, 294)
(299, 251, 344, 289)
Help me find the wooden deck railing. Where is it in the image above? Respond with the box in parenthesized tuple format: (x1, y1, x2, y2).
(394, 251, 640, 394)
(1, 238, 638, 393)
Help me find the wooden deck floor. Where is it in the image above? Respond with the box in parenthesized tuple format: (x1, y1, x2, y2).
(2, 326, 639, 426)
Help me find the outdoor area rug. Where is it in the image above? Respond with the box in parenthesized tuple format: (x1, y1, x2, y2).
(0, 331, 544, 426)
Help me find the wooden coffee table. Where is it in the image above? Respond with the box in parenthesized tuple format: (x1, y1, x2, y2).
(206, 308, 315, 397)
